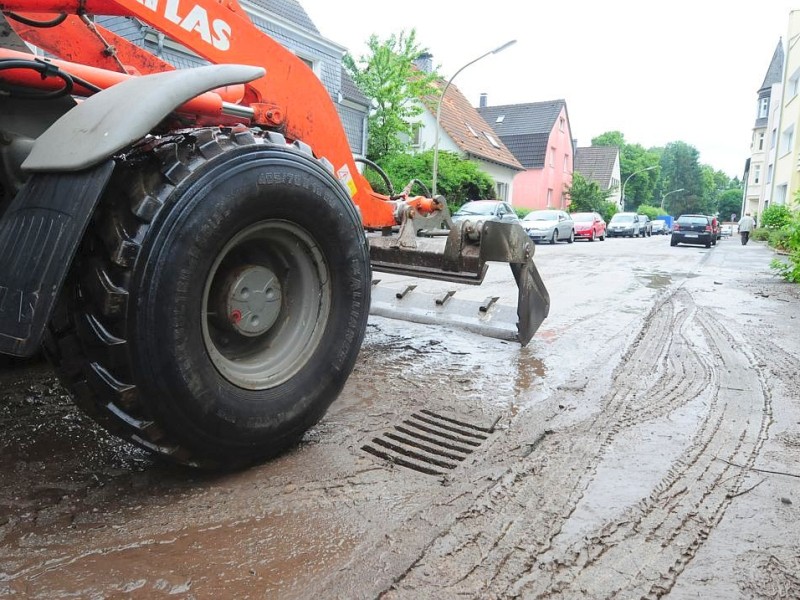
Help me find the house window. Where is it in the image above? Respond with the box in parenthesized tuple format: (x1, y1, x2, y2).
(559, 117, 565, 132)
(496, 181, 508, 201)
(466, 123, 479, 137)
(753, 164, 761, 184)
(409, 122, 421, 148)
(775, 184, 788, 205)
(297, 54, 320, 78)
(496, 115, 505, 123)
(560, 191, 566, 208)
(546, 188, 553, 207)
(759, 97, 769, 119)
(781, 125, 794, 155)
(563, 154, 569, 172)
(767, 164, 773, 184)
(550, 146, 555, 167)
(771, 128, 777, 149)
(484, 131, 501, 148)
(758, 132, 765, 151)
(790, 69, 800, 97)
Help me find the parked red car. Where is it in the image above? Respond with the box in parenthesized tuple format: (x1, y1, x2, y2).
(570, 212, 606, 241)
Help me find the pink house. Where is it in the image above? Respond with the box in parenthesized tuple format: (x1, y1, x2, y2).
(477, 99, 574, 211)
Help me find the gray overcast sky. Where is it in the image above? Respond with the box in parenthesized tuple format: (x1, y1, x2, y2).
(302, 0, 796, 179)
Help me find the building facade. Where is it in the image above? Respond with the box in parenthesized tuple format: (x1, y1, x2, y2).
(477, 99, 574, 211)
(743, 40, 784, 217)
(766, 10, 800, 213)
(573, 146, 621, 208)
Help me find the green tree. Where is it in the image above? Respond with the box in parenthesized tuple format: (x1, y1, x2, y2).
(717, 189, 743, 221)
(566, 172, 617, 221)
(592, 131, 659, 209)
(344, 30, 437, 161)
(658, 141, 709, 215)
(591, 131, 625, 148)
(566, 172, 611, 212)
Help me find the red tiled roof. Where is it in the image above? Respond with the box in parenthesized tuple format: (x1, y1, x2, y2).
(423, 80, 524, 171)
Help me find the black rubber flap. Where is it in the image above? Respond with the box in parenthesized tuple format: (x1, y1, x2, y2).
(0, 161, 114, 357)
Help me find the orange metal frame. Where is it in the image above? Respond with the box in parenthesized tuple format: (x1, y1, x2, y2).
(0, 0, 440, 227)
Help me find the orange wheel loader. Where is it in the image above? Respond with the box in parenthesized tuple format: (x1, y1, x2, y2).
(0, 2, 549, 467)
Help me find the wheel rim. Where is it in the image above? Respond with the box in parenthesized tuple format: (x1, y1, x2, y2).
(202, 220, 331, 390)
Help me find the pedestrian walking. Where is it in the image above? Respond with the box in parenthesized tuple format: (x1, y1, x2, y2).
(738, 212, 756, 245)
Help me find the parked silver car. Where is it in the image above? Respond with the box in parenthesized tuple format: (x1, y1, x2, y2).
(606, 212, 644, 237)
(452, 200, 520, 225)
(521, 209, 575, 244)
(651, 220, 668, 235)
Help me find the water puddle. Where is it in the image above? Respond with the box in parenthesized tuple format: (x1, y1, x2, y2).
(3, 508, 358, 598)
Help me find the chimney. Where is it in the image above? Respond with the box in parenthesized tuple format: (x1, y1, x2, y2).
(479, 93, 488, 108)
(414, 52, 433, 73)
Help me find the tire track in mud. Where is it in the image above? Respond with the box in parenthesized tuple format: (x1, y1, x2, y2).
(381, 288, 772, 599)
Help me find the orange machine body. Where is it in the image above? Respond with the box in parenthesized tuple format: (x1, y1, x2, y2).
(1, 0, 407, 228)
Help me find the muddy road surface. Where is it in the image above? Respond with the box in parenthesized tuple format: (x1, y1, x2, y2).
(1, 234, 799, 599)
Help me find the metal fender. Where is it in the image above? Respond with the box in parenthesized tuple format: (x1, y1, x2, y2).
(22, 64, 265, 172)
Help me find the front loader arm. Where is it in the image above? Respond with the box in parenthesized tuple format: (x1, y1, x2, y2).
(3, 0, 396, 227)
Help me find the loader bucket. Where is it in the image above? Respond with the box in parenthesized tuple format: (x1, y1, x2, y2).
(367, 211, 550, 345)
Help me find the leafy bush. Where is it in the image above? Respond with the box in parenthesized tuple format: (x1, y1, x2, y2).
(600, 201, 619, 223)
(378, 150, 495, 206)
(769, 228, 792, 252)
(637, 204, 668, 220)
(770, 211, 800, 282)
(750, 228, 770, 241)
(760, 204, 792, 229)
(515, 207, 531, 219)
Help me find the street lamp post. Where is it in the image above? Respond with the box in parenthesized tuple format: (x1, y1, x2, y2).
(660, 188, 685, 210)
(620, 165, 657, 210)
(431, 40, 517, 196)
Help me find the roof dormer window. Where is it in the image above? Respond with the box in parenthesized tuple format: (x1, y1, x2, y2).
(496, 115, 505, 123)
(484, 132, 501, 149)
(466, 123, 479, 137)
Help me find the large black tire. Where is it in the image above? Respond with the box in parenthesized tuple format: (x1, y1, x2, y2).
(43, 127, 370, 468)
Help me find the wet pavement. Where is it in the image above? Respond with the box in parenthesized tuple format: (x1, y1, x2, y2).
(1, 234, 799, 598)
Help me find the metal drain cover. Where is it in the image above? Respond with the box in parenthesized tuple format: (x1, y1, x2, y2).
(362, 409, 495, 476)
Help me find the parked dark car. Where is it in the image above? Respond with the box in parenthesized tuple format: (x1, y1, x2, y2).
(606, 212, 643, 237)
(452, 200, 520, 225)
(671, 214, 716, 248)
(570, 211, 606, 241)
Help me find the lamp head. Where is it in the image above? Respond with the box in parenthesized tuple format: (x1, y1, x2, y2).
(492, 40, 517, 54)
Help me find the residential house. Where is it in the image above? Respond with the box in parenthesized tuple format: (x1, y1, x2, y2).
(408, 74, 525, 203)
(769, 10, 800, 212)
(573, 146, 621, 208)
(477, 98, 574, 211)
(743, 40, 784, 218)
(96, 0, 370, 156)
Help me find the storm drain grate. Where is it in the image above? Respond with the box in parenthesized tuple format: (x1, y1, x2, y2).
(362, 409, 496, 476)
